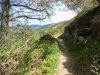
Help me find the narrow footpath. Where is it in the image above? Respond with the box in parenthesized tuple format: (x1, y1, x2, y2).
(54, 38, 74, 75)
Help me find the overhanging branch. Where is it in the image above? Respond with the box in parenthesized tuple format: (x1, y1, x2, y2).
(10, 11, 31, 17)
(11, 4, 45, 12)
(10, 15, 46, 21)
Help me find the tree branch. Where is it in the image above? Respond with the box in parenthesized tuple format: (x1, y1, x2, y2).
(10, 11, 31, 17)
(11, 4, 45, 12)
(10, 15, 46, 21)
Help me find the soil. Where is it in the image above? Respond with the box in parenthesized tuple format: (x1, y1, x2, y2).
(54, 38, 74, 75)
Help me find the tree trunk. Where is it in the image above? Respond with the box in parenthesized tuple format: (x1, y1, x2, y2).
(0, 0, 10, 40)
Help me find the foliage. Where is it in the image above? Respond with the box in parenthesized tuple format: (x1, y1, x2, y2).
(63, 38, 81, 53)
(63, 37, 100, 75)
(0, 26, 60, 75)
(60, 0, 98, 13)
(33, 34, 60, 75)
(0, 26, 39, 75)
(91, 55, 100, 75)
(42, 21, 70, 38)
(40, 42, 60, 75)
(1, 0, 58, 23)
(0, 0, 60, 38)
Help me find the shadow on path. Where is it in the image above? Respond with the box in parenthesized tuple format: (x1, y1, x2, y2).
(55, 39, 74, 75)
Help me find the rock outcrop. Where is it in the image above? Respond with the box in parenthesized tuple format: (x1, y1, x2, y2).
(64, 5, 100, 43)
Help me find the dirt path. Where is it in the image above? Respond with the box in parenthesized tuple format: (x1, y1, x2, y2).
(54, 38, 74, 75)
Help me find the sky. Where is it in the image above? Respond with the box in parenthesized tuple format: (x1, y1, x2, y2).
(0, 0, 76, 26)
(28, 10, 77, 25)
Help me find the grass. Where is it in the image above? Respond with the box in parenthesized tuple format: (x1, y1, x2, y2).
(0, 26, 60, 75)
(42, 21, 70, 37)
(50, 21, 66, 29)
(32, 34, 60, 75)
(63, 38, 81, 53)
(0, 26, 39, 75)
(40, 42, 60, 75)
(63, 37, 100, 75)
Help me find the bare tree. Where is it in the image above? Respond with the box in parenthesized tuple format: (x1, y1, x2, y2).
(1, 0, 99, 39)
(0, 0, 57, 39)
(1, 0, 10, 39)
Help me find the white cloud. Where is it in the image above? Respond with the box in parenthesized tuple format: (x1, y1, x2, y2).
(28, 10, 77, 25)
(51, 10, 76, 23)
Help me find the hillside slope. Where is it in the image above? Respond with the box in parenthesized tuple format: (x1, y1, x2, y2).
(64, 5, 100, 42)
(46, 5, 100, 75)
(43, 20, 74, 37)
(29, 24, 54, 30)
(61, 5, 100, 75)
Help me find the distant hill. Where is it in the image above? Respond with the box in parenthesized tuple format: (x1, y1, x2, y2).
(29, 23, 55, 30)
(10, 23, 55, 31)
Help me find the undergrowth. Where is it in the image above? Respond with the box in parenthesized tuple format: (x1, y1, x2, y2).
(63, 37, 100, 75)
(0, 26, 40, 75)
(0, 26, 60, 75)
(33, 34, 60, 75)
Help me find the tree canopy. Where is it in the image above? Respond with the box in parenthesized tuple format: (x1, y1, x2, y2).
(60, 0, 99, 12)
(0, 0, 58, 39)
(1, 0, 58, 24)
